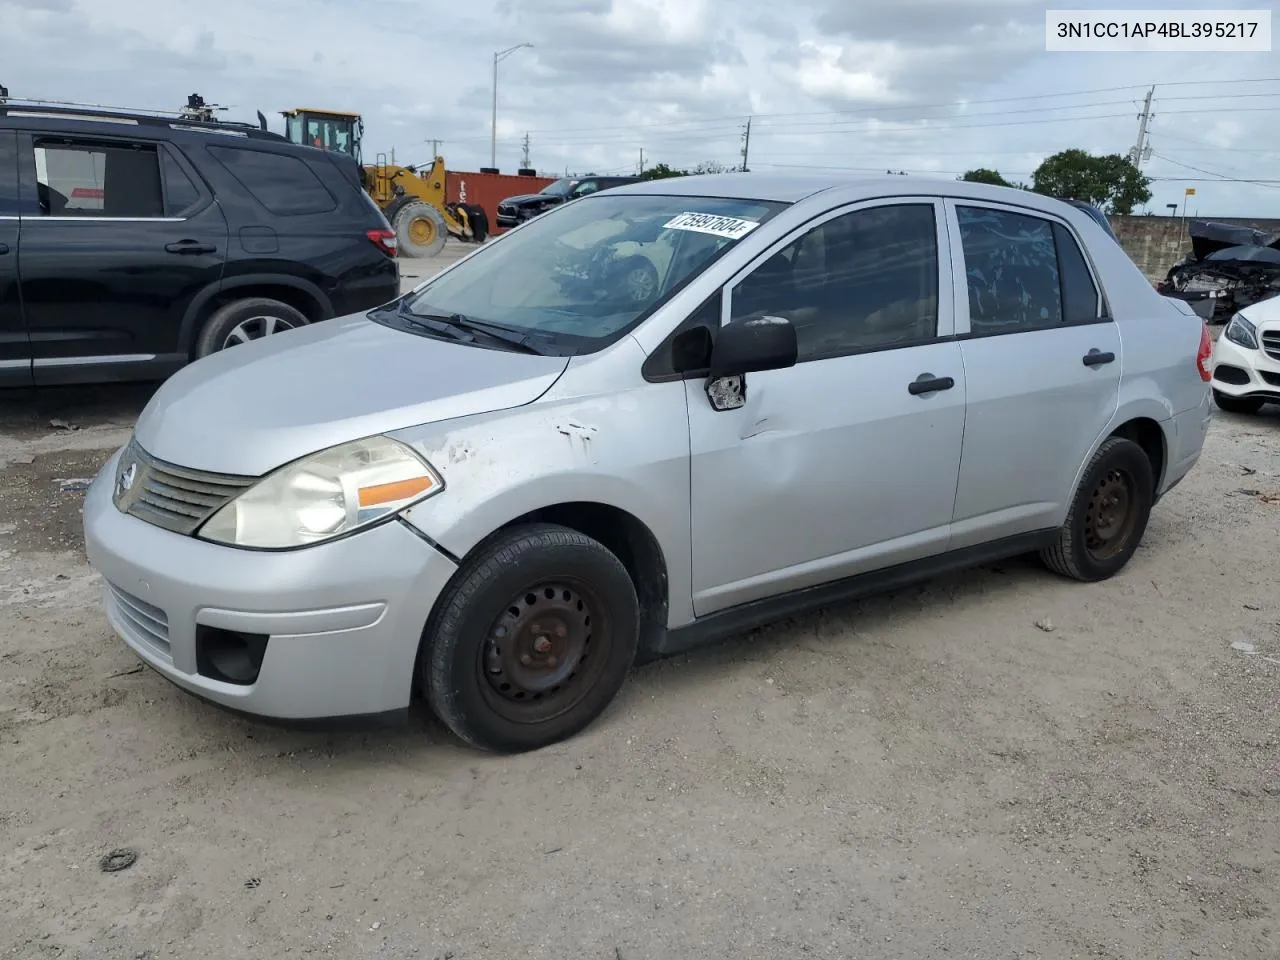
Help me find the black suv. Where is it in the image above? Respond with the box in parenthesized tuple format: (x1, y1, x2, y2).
(495, 174, 642, 228)
(0, 103, 400, 388)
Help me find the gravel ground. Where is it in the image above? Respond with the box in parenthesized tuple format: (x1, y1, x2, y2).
(1, 263, 1278, 959)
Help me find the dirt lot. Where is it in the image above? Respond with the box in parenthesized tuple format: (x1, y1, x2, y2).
(1, 269, 1278, 958)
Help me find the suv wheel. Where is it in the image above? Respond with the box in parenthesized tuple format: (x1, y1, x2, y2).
(196, 297, 308, 358)
(422, 523, 640, 753)
(1212, 390, 1265, 415)
(1040, 436, 1154, 583)
(393, 201, 448, 258)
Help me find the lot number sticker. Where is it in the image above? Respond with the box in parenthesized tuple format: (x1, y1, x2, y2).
(664, 212, 760, 240)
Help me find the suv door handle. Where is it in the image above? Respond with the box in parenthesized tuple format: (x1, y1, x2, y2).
(908, 373, 955, 396)
(164, 240, 216, 255)
(1082, 349, 1115, 367)
(0, 243, 8, 256)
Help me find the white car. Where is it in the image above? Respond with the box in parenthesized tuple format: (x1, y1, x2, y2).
(1210, 293, 1280, 414)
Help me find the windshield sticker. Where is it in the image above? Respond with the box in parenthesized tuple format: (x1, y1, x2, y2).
(663, 212, 760, 240)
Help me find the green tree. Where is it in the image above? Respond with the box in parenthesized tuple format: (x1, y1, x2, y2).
(640, 162, 689, 180)
(960, 167, 1015, 188)
(1029, 149, 1151, 214)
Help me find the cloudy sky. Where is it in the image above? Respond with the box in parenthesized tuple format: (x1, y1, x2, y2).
(4, 0, 1279, 216)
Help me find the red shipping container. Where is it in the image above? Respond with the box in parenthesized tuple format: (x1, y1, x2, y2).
(445, 170, 556, 235)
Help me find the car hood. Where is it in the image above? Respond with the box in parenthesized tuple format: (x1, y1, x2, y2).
(503, 193, 560, 206)
(133, 312, 570, 476)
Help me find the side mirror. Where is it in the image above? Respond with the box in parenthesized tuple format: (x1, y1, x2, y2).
(707, 315, 798, 379)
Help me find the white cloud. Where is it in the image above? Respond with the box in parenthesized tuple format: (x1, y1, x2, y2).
(1, 0, 1278, 214)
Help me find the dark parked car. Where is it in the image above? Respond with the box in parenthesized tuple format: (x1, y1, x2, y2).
(0, 102, 401, 388)
(495, 174, 642, 228)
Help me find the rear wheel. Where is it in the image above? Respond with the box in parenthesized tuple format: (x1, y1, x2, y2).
(194, 297, 308, 359)
(1040, 436, 1154, 583)
(1213, 390, 1265, 415)
(394, 201, 448, 258)
(422, 523, 640, 753)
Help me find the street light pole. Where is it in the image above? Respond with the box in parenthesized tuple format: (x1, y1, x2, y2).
(491, 42, 533, 170)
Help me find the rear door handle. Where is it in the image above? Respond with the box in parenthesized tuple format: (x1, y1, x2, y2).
(164, 240, 217, 255)
(0, 242, 8, 255)
(1082, 349, 1115, 367)
(908, 373, 955, 396)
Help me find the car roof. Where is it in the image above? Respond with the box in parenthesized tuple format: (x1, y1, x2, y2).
(0, 103, 291, 146)
(609, 172, 1102, 222)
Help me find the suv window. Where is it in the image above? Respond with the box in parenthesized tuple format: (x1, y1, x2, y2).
(729, 203, 940, 362)
(569, 180, 600, 198)
(956, 205, 1102, 333)
(207, 145, 336, 216)
(34, 139, 164, 218)
(159, 149, 202, 217)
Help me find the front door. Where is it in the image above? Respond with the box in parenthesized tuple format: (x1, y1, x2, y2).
(15, 133, 227, 383)
(944, 200, 1122, 548)
(686, 199, 968, 616)
(0, 131, 30, 387)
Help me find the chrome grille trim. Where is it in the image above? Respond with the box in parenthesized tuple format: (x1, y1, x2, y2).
(1260, 331, 1280, 362)
(113, 438, 256, 535)
(106, 582, 172, 660)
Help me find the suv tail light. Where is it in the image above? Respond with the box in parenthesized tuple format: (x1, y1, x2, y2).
(1196, 321, 1213, 381)
(366, 228, 397, 258)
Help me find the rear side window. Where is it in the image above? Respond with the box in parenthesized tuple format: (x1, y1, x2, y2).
(159, 149, 202, 216)
(34, 139, 164, 218)
(956, 205, 1103, 334)
(207, 145, 336, 216)
(0, 132, 18, 215)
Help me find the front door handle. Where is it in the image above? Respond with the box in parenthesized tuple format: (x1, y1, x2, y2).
(164, 240, 217, 255)
(1082, 349, 1115, 367)
(908, 373, 955, 396)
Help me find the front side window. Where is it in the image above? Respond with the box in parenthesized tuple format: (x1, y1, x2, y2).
(728, 203, 940, 362)
(956, 205, 1103, 333)
(34, 139, 163, 218)
(570, 180, 600, 198)
(380, 193, 787, 355)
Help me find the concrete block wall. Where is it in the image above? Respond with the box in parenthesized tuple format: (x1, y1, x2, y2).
(1109, 215, 1280, 283)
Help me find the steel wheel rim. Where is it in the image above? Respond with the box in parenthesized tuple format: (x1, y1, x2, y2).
(409, 216, 437, 246)
(1084, 467, 1138, 561)
(222, 314, 297, 349)
(477, 578, 611, 725)
(624, 266, 656, 302)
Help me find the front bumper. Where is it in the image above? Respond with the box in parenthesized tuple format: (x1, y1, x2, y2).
(1211, 333, 1280, 403)
(83, 448, 458, 721)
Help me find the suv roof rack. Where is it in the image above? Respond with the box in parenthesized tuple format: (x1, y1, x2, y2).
(0, 89, 288, 144)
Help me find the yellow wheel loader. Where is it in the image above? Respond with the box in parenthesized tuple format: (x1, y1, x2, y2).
(280, 108, 488, 257)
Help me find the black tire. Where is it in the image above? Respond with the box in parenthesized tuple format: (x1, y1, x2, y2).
(423, 523, 640, 753)
(1040, 436, 1155, 583)
(194, 297, 308, 359)
(1213, 390, 1265, 415)
(463, 203, 489, 242)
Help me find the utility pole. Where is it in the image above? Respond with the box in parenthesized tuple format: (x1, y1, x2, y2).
(740, 117, 752, 172)
(638, 147, 645, 176)
(1128, 86, 1155, 167)
(491, 42, 534, 170)
(520, 132, 531, 169)
(429, 139, 440, 160)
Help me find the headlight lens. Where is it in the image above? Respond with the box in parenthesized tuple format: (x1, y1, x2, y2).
(198, 436, 443, 549)
(1224, 312, 1258, 350)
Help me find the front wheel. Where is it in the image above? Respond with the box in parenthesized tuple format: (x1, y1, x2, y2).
(1213, 390, 1265, 415)
(422, 523, 640, 753)
(1040, 436, 1154, 583)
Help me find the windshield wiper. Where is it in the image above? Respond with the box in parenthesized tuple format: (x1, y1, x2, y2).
(403, 306, 551, 356)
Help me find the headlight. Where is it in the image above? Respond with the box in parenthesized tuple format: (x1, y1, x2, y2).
(198, 436, 443, 549)
(1224, 313, 1258, 350)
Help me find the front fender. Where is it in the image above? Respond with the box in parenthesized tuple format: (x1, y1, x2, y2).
(394, 380, 696, 626)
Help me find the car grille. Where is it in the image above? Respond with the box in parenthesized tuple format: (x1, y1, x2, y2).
(106, 581, 172, 659)
(1261, 330, 1280, 362)
(112, 438, 255, 536)
(498, 204, 515, 216)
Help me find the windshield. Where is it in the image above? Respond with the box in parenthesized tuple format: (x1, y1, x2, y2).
(379, 193, 787, 354)
(539, 178, 578, 197)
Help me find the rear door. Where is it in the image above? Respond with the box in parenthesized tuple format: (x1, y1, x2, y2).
(945, 200, 1121, 548)
(16, 132, 228, 383)
(0, 130, 30, 386)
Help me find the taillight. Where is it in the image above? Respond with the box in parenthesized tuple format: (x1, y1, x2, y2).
(366, 228, 397, 257)
(1196, 321, 1213, 381)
